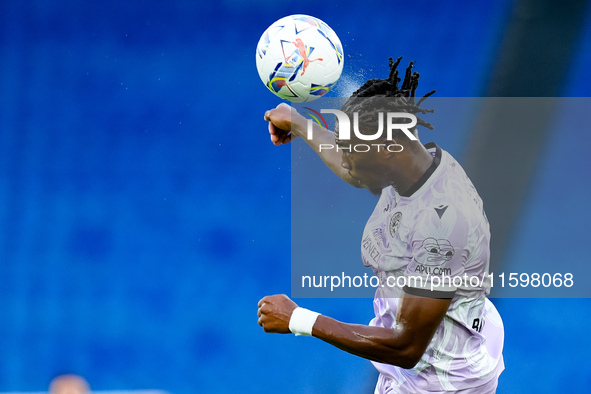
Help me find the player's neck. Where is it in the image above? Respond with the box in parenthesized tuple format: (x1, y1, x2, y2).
(389, 145, 434, 196)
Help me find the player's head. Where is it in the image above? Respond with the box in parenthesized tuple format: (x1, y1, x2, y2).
(338, 56, 435, 145)
(49, 374, 90, 394)
(336, 57, 436, 195)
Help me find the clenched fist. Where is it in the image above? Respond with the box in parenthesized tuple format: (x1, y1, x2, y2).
(257, 294, 299, 334)
(264, 103, 306, 146)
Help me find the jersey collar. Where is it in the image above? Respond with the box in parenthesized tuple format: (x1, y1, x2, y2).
(399, 142, 442, 198)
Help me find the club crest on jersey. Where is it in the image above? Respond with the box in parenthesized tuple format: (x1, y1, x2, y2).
(389, 212, 402, 238)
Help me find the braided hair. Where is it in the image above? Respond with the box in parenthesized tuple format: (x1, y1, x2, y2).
(340, 57, 436, 136)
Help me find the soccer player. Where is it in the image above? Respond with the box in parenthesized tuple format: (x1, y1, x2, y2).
(257, 58, 504, 393)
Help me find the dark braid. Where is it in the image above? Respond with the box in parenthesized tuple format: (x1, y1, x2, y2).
(343, 57, 436, 131)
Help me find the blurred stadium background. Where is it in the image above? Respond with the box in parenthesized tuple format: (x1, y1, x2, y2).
(1, 0, 590, 392)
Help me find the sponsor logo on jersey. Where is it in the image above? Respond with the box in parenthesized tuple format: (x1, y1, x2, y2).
(420, 237, 454, 265)
(434, 204, 448, 219)
(361, 234, 381, 266)
(414, 264, 452, 276)
(412, 238, 455, 275)
(372, 228, 386, 246)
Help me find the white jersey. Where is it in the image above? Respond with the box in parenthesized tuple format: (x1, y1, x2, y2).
(361, 143, 504, 393)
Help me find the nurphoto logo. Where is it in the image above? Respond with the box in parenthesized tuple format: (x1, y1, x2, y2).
(304, 108, 418, 153)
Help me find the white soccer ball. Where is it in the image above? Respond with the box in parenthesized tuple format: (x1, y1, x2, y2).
(255, 15, 344, 103)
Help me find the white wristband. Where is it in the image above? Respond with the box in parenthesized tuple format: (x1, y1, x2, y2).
(289, 307, 320, 336)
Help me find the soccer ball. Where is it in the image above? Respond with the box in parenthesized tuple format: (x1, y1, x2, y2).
(255, 15, 344, 103)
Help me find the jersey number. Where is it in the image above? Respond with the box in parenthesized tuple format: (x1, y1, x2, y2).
(472, 318, 484, 333)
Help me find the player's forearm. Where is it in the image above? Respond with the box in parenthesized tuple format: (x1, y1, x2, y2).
(311, 315, 422, 369)
(292, 119, 357, 185)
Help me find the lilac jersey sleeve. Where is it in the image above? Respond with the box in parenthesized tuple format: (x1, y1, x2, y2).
(403, 204, 470, 298)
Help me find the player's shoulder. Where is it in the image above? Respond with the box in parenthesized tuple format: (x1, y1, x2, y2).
(432, 150, 481, 206)
(413, 162, 472, 233)
(414, 201, 467, 230)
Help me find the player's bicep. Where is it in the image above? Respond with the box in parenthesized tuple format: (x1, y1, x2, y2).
(396, 293, 451, 362)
